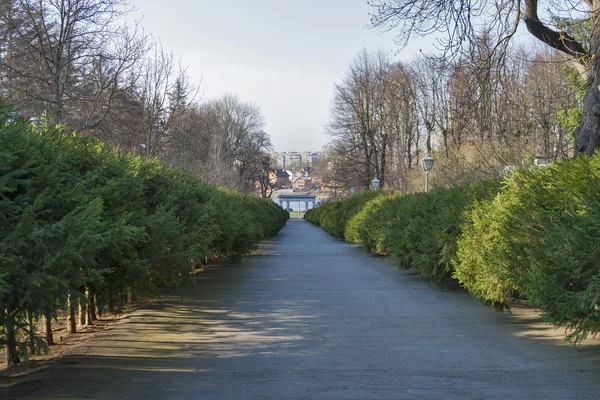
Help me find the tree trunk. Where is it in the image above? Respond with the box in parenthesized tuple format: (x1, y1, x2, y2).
(443, 129, 449, 158)
(414, 129, 420, 169)
(68, 292, 77, 334)
(564, 3, 600, 156)
(576, 44, 600, 155)
(108, 297, 115, 314)
(407, 136, 413, 168)
(79, 297, 87, 326)
(380, 141, 387, 188)
(5, 317, 20, 365)
(89, 293, 97, 322)
(426, 129, 432, 154)
(45, 312, 54, 346)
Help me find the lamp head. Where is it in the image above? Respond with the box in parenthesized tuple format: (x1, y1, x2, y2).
(372, 177, 380, 189)
(421, 154, 435, 173)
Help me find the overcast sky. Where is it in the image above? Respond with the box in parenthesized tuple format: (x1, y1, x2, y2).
(129, 1, 437, 152)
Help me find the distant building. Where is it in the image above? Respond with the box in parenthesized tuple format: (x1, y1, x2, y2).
(311, 153, 319, 166)
(269, 169, 290, 188)
(292, 176, 312, 191)
(273, 151, 322, 171)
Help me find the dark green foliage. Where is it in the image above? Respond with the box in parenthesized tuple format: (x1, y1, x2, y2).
(348, 182, 499, 282)
(455, 157, 600, 343)
(0, 102, 288, 364)
(345, 193, 399, 251)
(304, 190, 386, 240)
(390, 182, 499, 281)
(310, 182, 499, 283)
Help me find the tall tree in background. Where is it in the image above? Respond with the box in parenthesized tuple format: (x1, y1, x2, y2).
(206, 95, 271, 192)
(324, 42, 578, 191)
(164, 94, 272, 192)
(250, 153, 277, 198)
(135, 42, 199, 157)
(368, 0, 599, 156)
(0, 0, 278, 199)
(327, 49, 393, 189)
(384, 61, 420, 190)
(0, 0, 146, 129)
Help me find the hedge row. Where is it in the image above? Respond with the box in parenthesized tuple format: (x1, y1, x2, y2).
(307, 158, 600, 343)
(304, 190, 386, 240)
(305, 181, 499, 283)
(455, 156, 600, 343)
(0, 104, 288, 364)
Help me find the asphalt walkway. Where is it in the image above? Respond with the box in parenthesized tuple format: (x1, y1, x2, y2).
(4, 219, 600, 399)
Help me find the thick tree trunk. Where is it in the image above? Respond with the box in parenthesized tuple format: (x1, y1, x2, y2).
(576, 38, 600, 155)
(107, 297, 115, 314)
(5, 318, 20, 365)
(68, 292, 77, 334)
(45, 312, 54, 346)
(89, 293, 97, 322)
(79, 297, 87, 326)
(522, 0, 600, 156)
(426, 129, 432, 154)
(575, 98, 600, 155)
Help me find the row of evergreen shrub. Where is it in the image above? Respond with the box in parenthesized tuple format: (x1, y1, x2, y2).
(304, 190, 386, 240)
(306, 181, 499, 282)
(307, 156, 600, 343)
(0, 103, 288, 365)
(455, 156, 600, 343)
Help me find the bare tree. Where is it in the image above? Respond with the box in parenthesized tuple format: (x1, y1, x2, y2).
(327, 48, 393, 189)
(135, 42, 199, 157)
(161, 107, 209, 173)
(411, 57, 450, 155)
(0, 0, 146, 130)
(249, 153, 277, 198)
(385, 62, 421, 190)
(425, 42, 578, 186)
(324, 41, 578, 190)
(368, 0, 600, 155)
(172, 95, 272, 191)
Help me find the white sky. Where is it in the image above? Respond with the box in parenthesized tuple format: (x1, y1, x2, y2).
(129, 0, 440, 152)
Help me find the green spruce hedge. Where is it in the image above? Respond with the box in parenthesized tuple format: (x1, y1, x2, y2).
(344, 181, 499, 282)
(0, 103, 288, 365)
(454, 157, 600, 343)
(306, 182, 498, 283)
(304, 190, 386, 240)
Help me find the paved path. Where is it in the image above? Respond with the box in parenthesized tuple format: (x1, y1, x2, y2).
(5, 220, 600, 399)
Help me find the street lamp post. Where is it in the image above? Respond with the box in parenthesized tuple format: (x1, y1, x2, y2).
(372, 177, 380, 190)
(421, 154, 435, 193)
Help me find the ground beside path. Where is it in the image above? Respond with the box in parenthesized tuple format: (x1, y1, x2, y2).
(3, 219, 600, 399)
